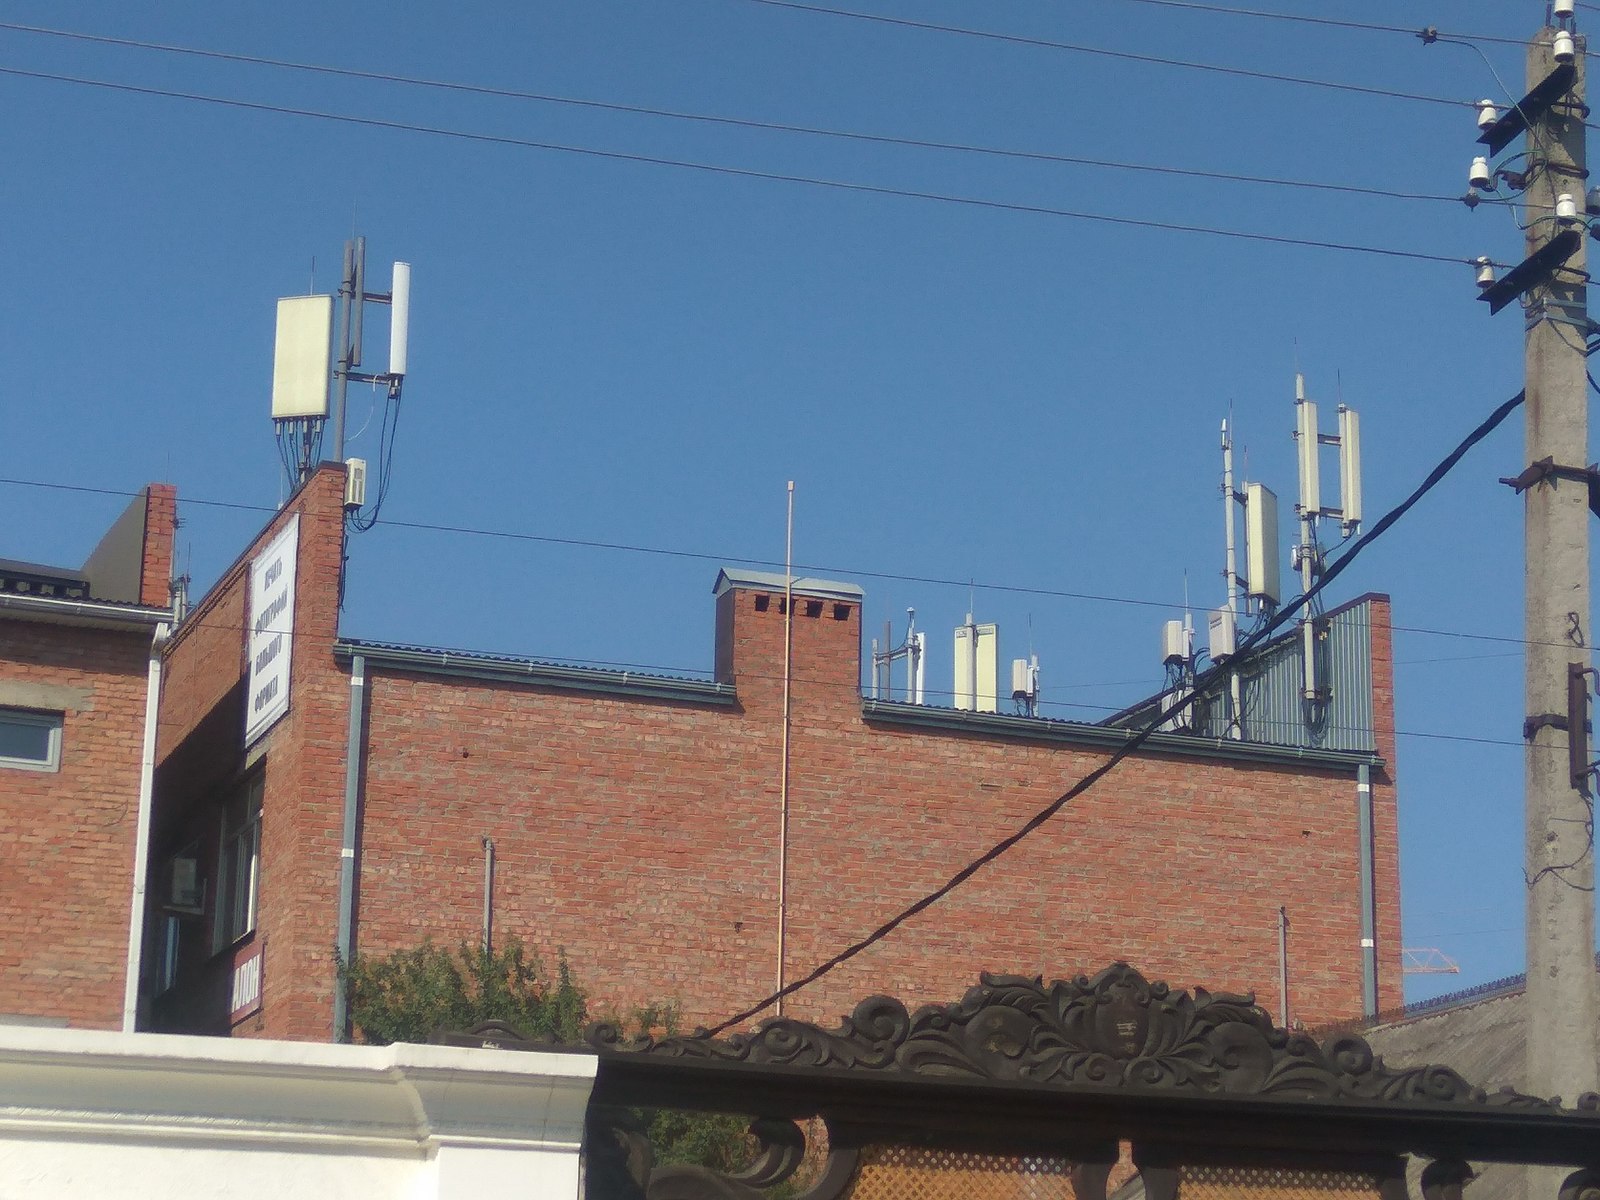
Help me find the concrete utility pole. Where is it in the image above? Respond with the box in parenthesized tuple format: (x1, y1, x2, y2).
(1520, 29, 1599, 1109)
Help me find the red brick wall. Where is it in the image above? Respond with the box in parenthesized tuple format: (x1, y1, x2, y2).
(0, 620, 150, 1028)
(151, 465, 347, 1038)
(333, 585, 1400, 1039)
(141, 484, 177, 610)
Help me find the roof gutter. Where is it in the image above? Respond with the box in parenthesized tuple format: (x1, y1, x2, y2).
(0, 593, 170, 629)
(334, 640, 736, 707)
(863, 700, 1383, 772)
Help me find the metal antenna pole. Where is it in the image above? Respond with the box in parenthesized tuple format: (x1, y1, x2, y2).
(1221, 416, 1245, 738)
(1521, 26, 1598, 1113)
(330, 237, 365, 463)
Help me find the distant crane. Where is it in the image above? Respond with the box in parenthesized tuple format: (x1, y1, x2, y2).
(1401, 947, 1461, 976)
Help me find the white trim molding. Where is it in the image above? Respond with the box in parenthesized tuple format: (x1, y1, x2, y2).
(0, 1026, 597, 1199)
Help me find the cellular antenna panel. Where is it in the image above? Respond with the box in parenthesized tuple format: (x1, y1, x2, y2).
(271, 295, 334, 419)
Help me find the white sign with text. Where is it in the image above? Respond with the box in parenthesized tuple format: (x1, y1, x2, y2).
(245, 515, 298, 745)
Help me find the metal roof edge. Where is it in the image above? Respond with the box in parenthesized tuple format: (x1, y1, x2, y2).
(334, 640, 738, 707)
(862, 700, 1382, 771)
(712, 567, 864, 602)
(0, 592, 170, 630)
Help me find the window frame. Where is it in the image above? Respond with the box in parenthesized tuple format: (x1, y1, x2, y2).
(213, 774, 264, 954)
(0, 708, 63, 772)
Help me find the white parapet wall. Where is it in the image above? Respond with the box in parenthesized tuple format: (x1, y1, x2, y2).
(0, 1025, 597, 1200)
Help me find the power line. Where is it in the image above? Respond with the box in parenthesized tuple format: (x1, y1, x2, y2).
(704, 388, 1527, 1033)
(1, 472, 1576, 653)
(0, 64, 1477, 265)
(144, 607, 1545, 749)
(1108, 0, 1526, 48)
(0, 21, 1463, 205)
(739, 0, 1475, 109)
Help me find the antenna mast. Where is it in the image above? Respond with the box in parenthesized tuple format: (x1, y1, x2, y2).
(1290, 372, 1362, 707)
(870, 609, 925, 704)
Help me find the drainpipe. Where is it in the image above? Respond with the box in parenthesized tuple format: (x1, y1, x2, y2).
(1356, 762, 1378, 1019)
(481, 836, 495, 954)
(1277, 905, 1291, 1028)
(122, 620, 170, 1032)
(332, 653, 366, 1042)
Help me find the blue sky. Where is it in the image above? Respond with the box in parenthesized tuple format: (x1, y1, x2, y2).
(1, 1, 1587, 1004)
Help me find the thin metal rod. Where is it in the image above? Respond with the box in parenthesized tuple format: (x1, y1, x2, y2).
(777, 480, 795, 1017)
(1222, 417, 1244, 738)
(1356, 763, 1378, 1018)
(331, 240, 355, 465)
(332, 653, 366, 1042)
(1277, 905, 1291, 1028)
(481, 836, 495, 954)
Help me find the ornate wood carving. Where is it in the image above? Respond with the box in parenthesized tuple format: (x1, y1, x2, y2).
(584, 1106, 859, 1200)
(589, 963, 1562, 1111)
(1560, 1169, 1600, 1200)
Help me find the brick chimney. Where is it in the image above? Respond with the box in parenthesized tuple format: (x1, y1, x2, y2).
(712, 568, 863, 708)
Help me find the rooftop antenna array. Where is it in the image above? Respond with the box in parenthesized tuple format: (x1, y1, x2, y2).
(270, 237, 411, 532)
(1210, 412, 1280, 738)
(1159, 610, 1196, 732)
(870, 609, 926, 704)
(1291, 373, 1362, 709)
(1011, 616, 1040, 717)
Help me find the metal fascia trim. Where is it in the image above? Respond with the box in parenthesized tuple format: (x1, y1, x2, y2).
(334, 641, 737, 707)
(862, 700, 1382, 771)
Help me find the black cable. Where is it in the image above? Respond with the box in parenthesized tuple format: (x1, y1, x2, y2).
(0, 64, 1478, 266)
(739, 0, 1474, 109)
(1108, 0, 1526, 47)
(703, 388, 1526, 1035)
(0, 20, 1463, 207)
(6, 470, 1585, 653)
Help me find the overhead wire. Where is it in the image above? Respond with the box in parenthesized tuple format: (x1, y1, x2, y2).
(1106, 0, 1525, 47)
(134, 603, 1544, 754)
(703, 388, 1528, 1034)
(737, 0, 1475, 109)
(0, 472, 1580, 654)
(0, 64, 1478, 266)
(0, 20, 1463, 207)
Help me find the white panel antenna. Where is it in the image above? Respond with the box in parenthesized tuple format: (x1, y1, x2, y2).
(1295, 377, 1320, 515)
(1244, 483, 1281, 607)
(389, 262, 411, 377)
(271, 296, 334, 419)
(1161, 619, 1189, 666)
(1010, 655, 1040, 717)
(1338, 405, 1362, 534)
(954, 618, 998, 713)
(1208, 607, 1237, 661)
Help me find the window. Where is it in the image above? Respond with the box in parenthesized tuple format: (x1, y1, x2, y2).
(0, 709, 62, 771)
(213, 775, 263, 952)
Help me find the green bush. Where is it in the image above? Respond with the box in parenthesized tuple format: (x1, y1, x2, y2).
(339, 937, 586, 1046)
(338, 942, 763, 1182)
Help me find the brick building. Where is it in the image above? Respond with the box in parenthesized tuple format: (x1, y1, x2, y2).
(0, 485, 175, 1029)
(141, 464, 1402, 1041)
